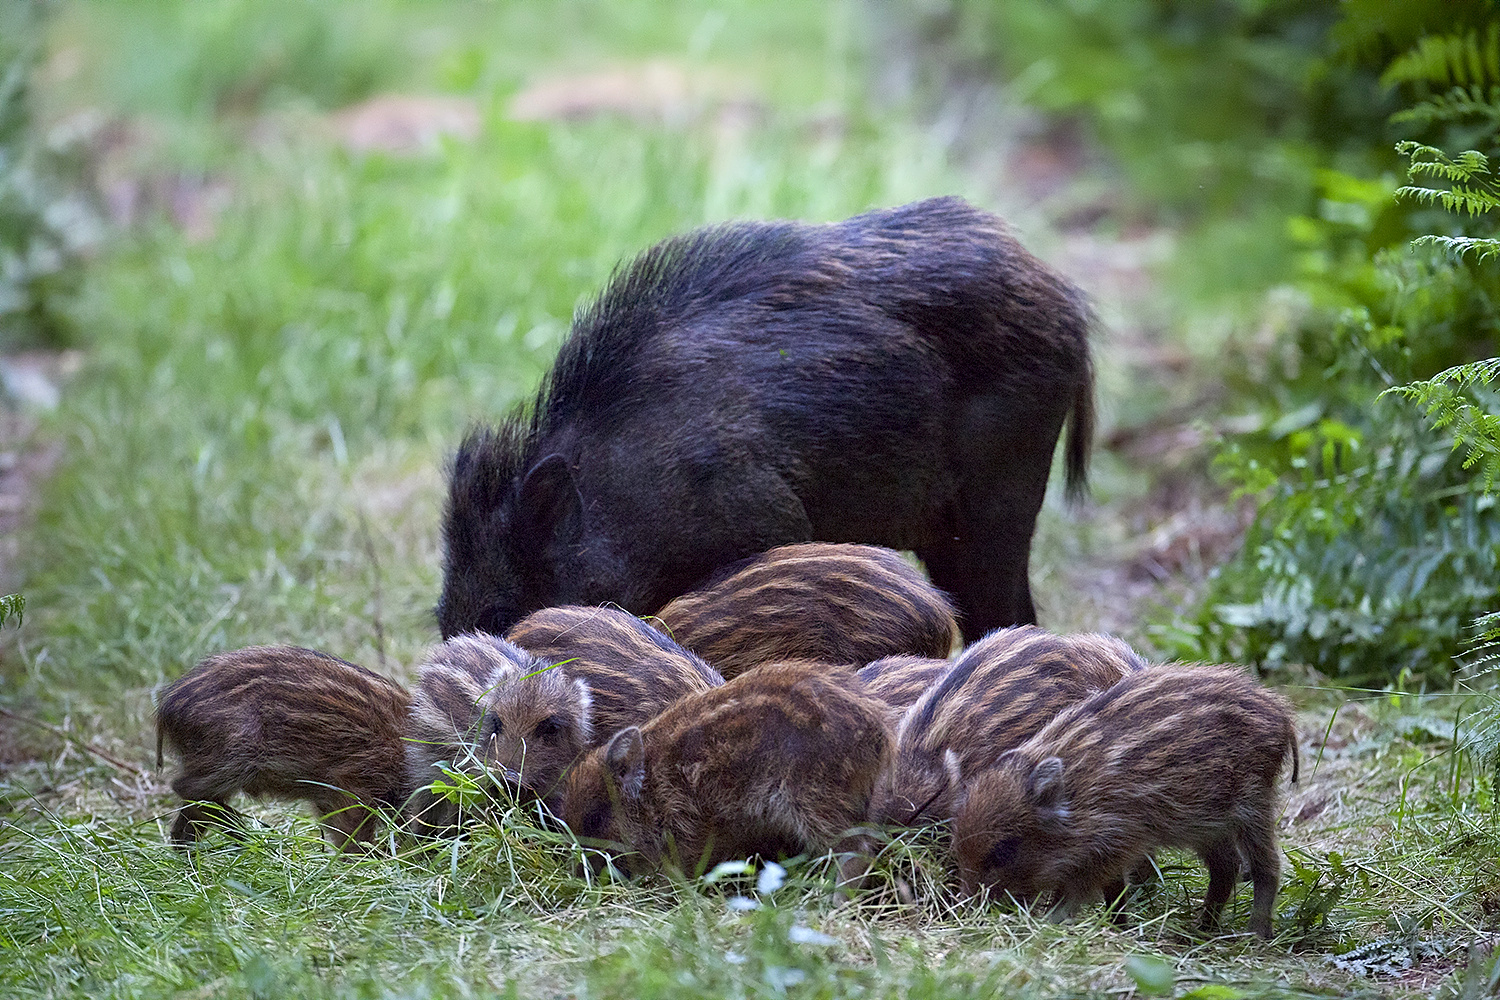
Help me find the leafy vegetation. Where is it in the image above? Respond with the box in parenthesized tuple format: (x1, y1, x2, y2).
(895, 0, 1500, 686)
(0, 0, 99, 347)
(1174, 16, 1500, 687)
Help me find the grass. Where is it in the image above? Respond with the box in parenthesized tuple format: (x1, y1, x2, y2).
(2, 0, 1499, 996)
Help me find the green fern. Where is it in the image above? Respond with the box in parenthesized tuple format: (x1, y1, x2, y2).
(1457, 611, 1500, 776)
(1381, 23, 1500, 89)
(1396, 143, 1500, 221)
(0, 592, 22, 628)
(1384, 31, 1500, 482)
(1392, 84, 1500, 130)
(1383, 359, 1500, 491)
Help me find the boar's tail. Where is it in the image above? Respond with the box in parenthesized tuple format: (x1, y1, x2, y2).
(1289, 739, 1300, 786)
(1063, 351, 1095, 504)
(155, 717, 164, 771)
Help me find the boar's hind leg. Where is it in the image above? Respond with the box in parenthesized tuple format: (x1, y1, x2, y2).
(171, 771, 248, 845)
(918, 402, 1065, 640)
(1197, 836, 1241, 933)
(919, 532, 1034, 642)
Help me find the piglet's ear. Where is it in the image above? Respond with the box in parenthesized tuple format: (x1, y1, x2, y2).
(572, 678, 595, 746)
(1025, 757, 1066, 812)
(516, 454, 583, 563)
(943, 748, 963, 790)
(604, 726, 646, 801)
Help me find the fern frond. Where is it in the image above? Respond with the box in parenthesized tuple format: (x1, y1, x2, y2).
(1391, 85, 1500, 129)
(1399, 187, 1500, 218)
(1420, 357, 1500, 388)
(0, 592, 22, 628)
(1410, 235, 1500, 261)
(1382, 24, 1500, 89)
(1396, 144, 1500, 218)
(1383, 357, 1500, 404)
(1384, 360, 1500, 491)
(1456, 613, 1500, 775)
(1398, 142, 1494, 178)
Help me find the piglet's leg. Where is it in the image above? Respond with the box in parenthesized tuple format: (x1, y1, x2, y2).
(1198, 836, 1241, 932)
(1099, 877, 1133, 927)
(1240, 823, 1282, 940)
(170, 800, 245, 846)
(832, 832, 876, 895)
(315, 793, 380, 852)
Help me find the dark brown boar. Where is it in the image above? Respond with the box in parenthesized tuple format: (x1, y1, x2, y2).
(650, 543, 959, 678)
(952, 662, 1298, 939)
(155, 645, 412, 850)
(438, 196, 1095, 643)
(559, 661, 893, 884)
(876, 626, 1147, 825)
(403, 632, 574, 834)
(855, 655, 951, 716)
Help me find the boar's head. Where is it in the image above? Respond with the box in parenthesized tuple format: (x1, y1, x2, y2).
(439, 425, 591, 638)
(562, 726, 655, 877)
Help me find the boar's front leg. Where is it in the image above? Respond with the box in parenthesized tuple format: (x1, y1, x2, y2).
(918, 397, 1066, 639)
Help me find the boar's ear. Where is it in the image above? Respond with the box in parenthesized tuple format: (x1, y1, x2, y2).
(604, 726, 646, 801)
(1025, 757, 1067, 813)
(516, 454, 583, 562)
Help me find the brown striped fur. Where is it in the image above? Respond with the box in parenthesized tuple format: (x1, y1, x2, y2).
(507, 605, 724, 744)
(404, 632, 575, 834)
(952, 662, 1298, 938)
(876, 626, 1147, 825)
(855, 655, 951, 716)
(560, 661, 893, 882)
(155, 645, 412, 850)
(651, 543, 959, 679)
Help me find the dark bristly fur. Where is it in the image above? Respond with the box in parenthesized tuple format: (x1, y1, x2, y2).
(155, 645, 412, 850)
(876, 626, 1147, 825)
(650, 543, 959, 679)
(952, 662, 1298, 939)
(439, 197, 1095, 642)
(560, 661, 893, 884)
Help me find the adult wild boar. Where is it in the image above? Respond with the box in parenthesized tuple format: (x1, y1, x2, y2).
(439, 196, 1094, 641)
